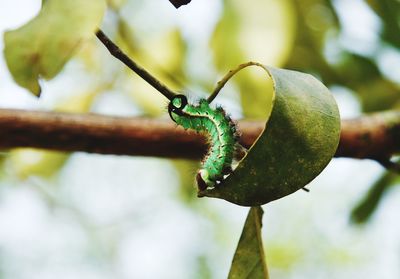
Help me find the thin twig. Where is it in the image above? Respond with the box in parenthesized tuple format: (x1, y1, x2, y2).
(95, 29, 178, 100)
(378, 159, 400, 174)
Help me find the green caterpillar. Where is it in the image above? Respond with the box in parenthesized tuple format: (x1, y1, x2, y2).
(168, 95, 241, 190)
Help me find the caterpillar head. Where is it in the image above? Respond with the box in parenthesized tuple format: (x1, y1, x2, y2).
(168, 94, 188, 122)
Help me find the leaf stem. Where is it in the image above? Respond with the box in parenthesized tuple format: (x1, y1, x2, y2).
(208, 61, 264, 103)
(95, 29, 178, 100)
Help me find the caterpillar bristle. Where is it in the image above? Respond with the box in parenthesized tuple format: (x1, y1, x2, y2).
(215, 106, 225, 113)
(234, 144, 247, 161)
(168, 96, 242, 189)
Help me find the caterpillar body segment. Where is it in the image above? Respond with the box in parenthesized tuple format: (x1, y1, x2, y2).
(168, 95, 241, 189)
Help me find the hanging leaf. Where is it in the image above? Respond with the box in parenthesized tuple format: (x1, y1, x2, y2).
(199, 63, 340, 206)
(228, 206, 269, 279)
(4, 0, 106, 96)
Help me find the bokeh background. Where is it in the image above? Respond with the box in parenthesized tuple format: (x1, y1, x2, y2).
(1, 0, 400, 278)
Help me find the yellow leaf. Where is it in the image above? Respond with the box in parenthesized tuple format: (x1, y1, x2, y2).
(4, 0, 106, 95)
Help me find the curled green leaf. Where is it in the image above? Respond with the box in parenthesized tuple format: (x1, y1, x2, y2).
(4, 0, 106, 96)
(199, 62, 341, 206)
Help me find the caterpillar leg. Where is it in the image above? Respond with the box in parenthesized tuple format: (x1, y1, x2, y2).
(196, 172, 208, 191)
(234, 144, 248, 161)
(222, 165, 233, 175)
(196, 168, 233, 191)
(196, 169, 216, 191)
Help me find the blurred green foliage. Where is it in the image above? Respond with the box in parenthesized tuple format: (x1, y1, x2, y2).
(1, 0, 400, 277)
(267, 241, 303, 270)
(211, 0, 295, 118)
(366, 0, 400, 48)
(4, 0, 106, 95)
(0, 152, 6, 179)
(351, 170, 400, 224)
(116, 19, 188, 116)
(171, 159, 200, 204)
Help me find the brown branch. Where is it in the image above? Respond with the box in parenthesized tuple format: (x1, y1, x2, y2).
(0, 108, 399, 160)
(336, 110, 400, 160)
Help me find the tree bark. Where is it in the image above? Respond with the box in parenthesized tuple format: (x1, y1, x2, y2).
(0, 108, 399, 160)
